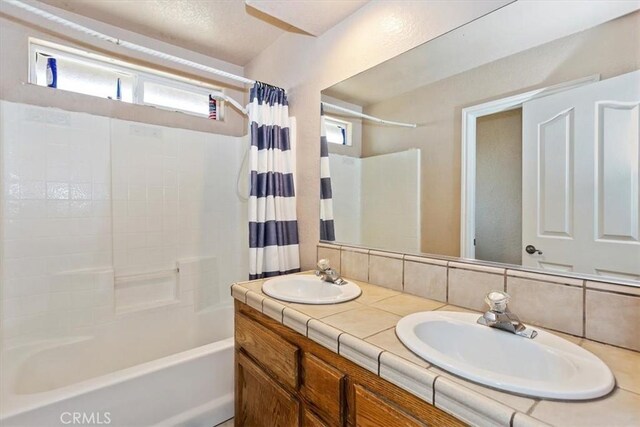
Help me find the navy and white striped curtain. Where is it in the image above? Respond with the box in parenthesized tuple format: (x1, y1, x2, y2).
(248, 82, 300, 279)
(319, 105, 335, 241)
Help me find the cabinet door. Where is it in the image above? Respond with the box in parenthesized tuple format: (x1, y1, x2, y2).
(303, 407, 329, 427)
(236, 351, 300, 427)
(301, 353, 345, 426)
(353, 385, 426, 427)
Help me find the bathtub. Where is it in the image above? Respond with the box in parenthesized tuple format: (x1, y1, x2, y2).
(0, 305, 235, 427)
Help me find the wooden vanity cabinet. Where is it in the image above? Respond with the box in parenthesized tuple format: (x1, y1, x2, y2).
(234, 301, 465, 427)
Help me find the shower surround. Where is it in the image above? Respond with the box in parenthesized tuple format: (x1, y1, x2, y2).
(0, 101, 247, 426)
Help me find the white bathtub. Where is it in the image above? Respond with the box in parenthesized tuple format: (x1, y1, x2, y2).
(0, 305, 235, 427)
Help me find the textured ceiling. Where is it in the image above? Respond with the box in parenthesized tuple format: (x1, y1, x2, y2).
(38, 0, 298, 65)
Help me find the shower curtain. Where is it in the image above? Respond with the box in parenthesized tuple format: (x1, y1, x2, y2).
(320, 105, 336, 241)
(248, 82, 300, 279)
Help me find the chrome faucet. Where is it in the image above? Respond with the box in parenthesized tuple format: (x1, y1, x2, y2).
(315, 259, 346, 285)
(477, 291, 537, 339)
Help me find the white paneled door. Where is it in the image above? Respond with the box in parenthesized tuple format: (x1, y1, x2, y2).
(522, 70, 640, 280)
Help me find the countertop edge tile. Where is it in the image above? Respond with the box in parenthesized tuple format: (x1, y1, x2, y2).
(230, 283, 249, 302)
(262, 298, 286, 323)
(282, 307, 311, 336)
(339, 333, 382, 374)
(245, 290, 264, 312)
(307, 318, 342, 352)
(379, 351, 436, 404)
(435, 377, 515, 427)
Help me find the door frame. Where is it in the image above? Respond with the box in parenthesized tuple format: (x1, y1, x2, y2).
(460, 75, 600, 259)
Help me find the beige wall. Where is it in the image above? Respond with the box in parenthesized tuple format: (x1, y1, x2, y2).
(475, 109, 522, 265)
(362, 11, 640, 257)
(245, 0, 511, 269)
(0, 3, 247, 136)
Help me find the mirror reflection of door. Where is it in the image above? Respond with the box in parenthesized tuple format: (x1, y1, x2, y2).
(475, 71, 639, 280)
(522, 70, 640, 280)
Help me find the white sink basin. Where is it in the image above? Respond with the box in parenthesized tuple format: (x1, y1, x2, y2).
(262, 275, 361, 304)
(396, 311, 615, 400)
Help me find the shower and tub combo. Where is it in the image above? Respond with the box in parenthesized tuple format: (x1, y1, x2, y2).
(0, 101, 248, 426)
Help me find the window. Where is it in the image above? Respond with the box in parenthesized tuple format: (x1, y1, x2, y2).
(29, 39, 224, 119)
(324, 116, 352, 146)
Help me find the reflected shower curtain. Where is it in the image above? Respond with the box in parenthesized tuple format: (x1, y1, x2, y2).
(320, 105, 336, 241)
(248, 82, 300, 279)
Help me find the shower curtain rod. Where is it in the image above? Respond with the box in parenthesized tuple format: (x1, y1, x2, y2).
(321, 102, 417, 128)
(2, 0, 257, 86)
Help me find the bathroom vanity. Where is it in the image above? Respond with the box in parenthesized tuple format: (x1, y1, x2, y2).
(234, 299, 462, 427)
(231, 272, 640, 427)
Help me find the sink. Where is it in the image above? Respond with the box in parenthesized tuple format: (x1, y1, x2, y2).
(262, 274, 361, 304)
(396, 311, 615, 400)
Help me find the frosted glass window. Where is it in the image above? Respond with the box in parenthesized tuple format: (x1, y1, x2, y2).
(29, 40, 222, 120)
(143, 81, 209, 117)
(325, 117, 352, 146)
(34, 52, 134, 102)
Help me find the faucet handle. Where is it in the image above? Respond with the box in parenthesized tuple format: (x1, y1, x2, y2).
(317, 259, 331, 271)
(485, 291, 510, 313)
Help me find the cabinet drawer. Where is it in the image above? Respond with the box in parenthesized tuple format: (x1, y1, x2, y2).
(354, 385, 426, 427)
(301, 353, 345, 426)
(235, 312, 299, 389)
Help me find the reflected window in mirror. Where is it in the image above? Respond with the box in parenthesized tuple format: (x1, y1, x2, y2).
(325, 116, 352, 146)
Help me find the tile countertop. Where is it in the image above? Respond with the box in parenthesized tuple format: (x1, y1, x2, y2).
(230, 273, 640, 427)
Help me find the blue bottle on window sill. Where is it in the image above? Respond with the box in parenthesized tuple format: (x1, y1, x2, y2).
(46, 57, 57, 88)
(116, 78, 122, 101)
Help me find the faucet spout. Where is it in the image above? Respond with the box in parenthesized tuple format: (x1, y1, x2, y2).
(315, 259, 346, 285)
(477, 291, 537, 339)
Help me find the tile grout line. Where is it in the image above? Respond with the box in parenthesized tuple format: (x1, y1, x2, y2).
(525, 400, 540, 416)
(377, 350, 385, 376)
(304, 316, 312, 337)
(503, 269, 507, 292)
(432, 375, 440, 406)
(401, 255, 406, 292)
(582, 279, 587, 338)
(446, 263, 450, 303)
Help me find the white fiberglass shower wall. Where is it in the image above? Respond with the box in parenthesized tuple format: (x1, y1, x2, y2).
(0, 101, 247, 426)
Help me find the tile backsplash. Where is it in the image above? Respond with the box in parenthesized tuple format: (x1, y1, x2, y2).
(317, 243, 640, 352)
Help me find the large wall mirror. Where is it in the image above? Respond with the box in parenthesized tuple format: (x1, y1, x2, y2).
(320, 1, 640, 285)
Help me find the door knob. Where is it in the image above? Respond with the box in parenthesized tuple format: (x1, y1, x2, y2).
(525, 245, 543, 255)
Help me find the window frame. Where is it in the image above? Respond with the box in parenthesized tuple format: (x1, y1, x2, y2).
(324, 115, 353, 146)
(28, 38, 225, 120)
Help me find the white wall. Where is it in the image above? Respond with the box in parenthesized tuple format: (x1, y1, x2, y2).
(328, 154, 361, 244)
(361, 149, 421, 253)
(329, 150, 421, 253)
(245, 0, 511, 268)
(0, 101, 247, 345)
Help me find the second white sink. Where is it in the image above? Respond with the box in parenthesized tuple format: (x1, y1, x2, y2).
(396, 311, 615, 400)
(262, 274, 361, 304)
